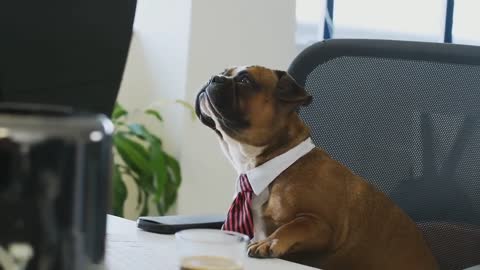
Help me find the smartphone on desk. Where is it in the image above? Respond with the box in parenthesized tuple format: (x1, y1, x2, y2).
(137, 214, 225, 234)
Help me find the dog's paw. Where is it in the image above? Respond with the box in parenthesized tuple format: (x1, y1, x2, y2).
(247, 238, 288, 258)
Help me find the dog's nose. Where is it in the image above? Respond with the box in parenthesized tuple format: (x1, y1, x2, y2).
(211, 75, 227, 84)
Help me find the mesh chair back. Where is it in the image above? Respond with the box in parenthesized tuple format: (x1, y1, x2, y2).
(289, 39, 480, 270)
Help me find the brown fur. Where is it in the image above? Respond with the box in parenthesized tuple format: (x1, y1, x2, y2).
(249, 125, 438, 269)
(196, 66, 438, 270)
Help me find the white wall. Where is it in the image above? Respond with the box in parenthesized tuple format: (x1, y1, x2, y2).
(177, 0, 297, 215)
(118, 0, 297, 218)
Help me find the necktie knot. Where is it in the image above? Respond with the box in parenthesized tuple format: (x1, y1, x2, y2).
(222, 174, 254, 238)
(239, 174, 253, 193)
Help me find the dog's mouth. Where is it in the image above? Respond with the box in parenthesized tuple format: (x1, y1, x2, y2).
(195, 87, 223, 138)
(195, 82, 249, 138)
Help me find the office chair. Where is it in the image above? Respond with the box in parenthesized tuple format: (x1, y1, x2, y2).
(289, 39, 480, 270)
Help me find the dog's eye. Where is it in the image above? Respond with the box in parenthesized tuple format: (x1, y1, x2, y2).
(240, 76, 251, 84)
(236, 73, 256, 87)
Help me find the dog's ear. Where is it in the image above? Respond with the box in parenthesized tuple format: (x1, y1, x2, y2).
(274, 70, 312, 108)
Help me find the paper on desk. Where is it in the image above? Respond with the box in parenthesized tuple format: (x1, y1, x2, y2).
(105, 232, 317, 270)
(105, 233, 179, 270)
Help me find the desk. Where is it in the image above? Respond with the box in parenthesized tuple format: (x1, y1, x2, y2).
(105, 215, 316, 270)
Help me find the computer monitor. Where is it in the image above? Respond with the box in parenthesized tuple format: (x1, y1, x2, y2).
(0, 0, 137, 116)
(0, 2, 137, 269)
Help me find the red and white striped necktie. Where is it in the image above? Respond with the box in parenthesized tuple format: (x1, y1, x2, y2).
(222, 174, 254, 238)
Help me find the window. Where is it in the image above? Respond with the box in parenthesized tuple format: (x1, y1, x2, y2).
(453, 0, 480, 46)
(295, 0, 480, 52)
(334, 0, 445, 42)
(295, 0, 326, 52)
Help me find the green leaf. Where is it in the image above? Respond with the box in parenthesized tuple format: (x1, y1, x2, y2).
(112, 103, 128, 120)
(122, 172, 143, 210)
(165, 153, 182, 187)
(127, 123, 148, 140)
(159, 153, 181, 213)
(141, 193, 150, 216)
(164, 177, 178, 212)
(162, 153, 181, 213)
(113, 133, 150, 175)
(156, 202, 166, 216)
(175, 99, 196, 120)
(127, 123, 163, 146)
(112, 165, 127, 217)
(146, 132, 163, 146)
(118, 164, 139, 179)
(149, 141, 168, 202)
(138, 173, 155, 194)
(145, 109, 163, 122)
(136, 184, 144, 210)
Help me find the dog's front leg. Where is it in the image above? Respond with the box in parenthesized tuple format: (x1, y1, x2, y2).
(248, 215, 331, 258)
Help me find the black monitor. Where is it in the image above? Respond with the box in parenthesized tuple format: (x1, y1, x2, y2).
(0, 0, 137, 116)
(0, 2, 137, 269)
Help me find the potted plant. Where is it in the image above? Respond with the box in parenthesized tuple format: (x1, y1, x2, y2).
(111, 101, 193, 217)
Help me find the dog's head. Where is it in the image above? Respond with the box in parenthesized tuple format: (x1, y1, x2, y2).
(195, 66, 312, 147)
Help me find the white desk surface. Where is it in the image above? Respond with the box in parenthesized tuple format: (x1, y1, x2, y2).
(105, 215, 317, 270)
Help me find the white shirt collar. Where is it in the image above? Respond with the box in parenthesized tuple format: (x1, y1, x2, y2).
(238, 138, 315, 195)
